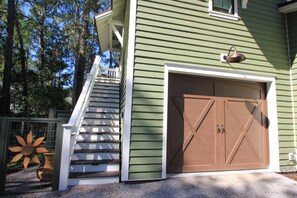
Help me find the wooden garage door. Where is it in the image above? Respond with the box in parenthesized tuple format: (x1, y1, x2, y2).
(167, 74, 269, 173)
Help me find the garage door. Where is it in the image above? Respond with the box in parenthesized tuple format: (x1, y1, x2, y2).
(167, 74, 269, 173)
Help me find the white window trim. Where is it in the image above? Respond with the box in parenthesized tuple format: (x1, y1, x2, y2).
(162, 63, 280, 178)
(209, 0, 239, 21)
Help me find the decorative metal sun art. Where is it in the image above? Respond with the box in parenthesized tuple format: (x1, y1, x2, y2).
(9, 131, 49, 169)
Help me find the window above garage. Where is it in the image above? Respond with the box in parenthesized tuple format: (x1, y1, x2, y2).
(209, 0, 239, 20)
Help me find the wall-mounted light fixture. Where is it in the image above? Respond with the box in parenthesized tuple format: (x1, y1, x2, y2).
(222, 45, 246, 63)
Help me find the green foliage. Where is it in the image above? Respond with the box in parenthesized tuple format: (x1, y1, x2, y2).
(0, 0, 110, 117)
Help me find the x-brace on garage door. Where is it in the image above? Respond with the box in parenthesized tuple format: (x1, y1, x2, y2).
(167, 74, 269, 173)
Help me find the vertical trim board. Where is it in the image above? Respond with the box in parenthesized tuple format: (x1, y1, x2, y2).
(121, 0, 137, 181)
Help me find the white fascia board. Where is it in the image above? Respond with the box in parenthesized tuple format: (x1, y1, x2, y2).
(95, 10, 113, 20)
(121, 0, 137, 181)
(279, 2, 297, 13)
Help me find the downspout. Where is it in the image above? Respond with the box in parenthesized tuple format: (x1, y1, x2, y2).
(285, 14, 297, 153)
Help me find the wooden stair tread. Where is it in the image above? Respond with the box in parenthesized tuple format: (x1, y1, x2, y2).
(83, 117, 119, 120)
(89, 101, 119, 104)
(79, 131, 121, 135)
(74, 149, 121, 153)
(71, 159, 121, 165)
(69, 171, 120, 178)
(81, 124, 120, 127)
(85, 111, 119, 114)
(90, 96, 119, 99)
(77, 140, 121, 143)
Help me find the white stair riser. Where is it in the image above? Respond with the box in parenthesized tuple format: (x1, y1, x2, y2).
(89, 98, 119, 103)
(68, 177, 119, 186)
(77, 134, 120, 141)
(95, 80, 120, 84)
(90, 93, 119, 98)
(75, 143, 120, 150)
(86, 107, 119, 113)
(70, 164, 119, 173)
(84, 113, 119, 119)
(96, 77, 120, 80)
(82, 119, 120, 125)
(93, 86, 119, 91)
(80, 126, 120, 133)
(89, 102, 119, 108)
(94, 80, 119, 83)
(92, 90, 118, 95)
(72, 153, 119, 160)
(95, 82, 119, 87)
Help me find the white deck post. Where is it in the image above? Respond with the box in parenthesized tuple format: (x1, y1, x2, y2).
(59, 124, 72, 190)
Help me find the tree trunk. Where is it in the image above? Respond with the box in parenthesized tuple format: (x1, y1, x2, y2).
(15, 15, 29, 116)
(38, 19, 45, 86)
(72, 9, 89, 107)
(0, 0, 15, 116)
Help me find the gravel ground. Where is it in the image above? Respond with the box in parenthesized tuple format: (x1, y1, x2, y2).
(6, 172, 297, 198)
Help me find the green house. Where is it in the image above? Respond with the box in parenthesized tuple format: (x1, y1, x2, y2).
(58, 0, 297, 189)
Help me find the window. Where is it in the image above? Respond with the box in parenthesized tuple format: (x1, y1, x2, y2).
(213, 0, 234, 14)
(209, 0, 239, 20)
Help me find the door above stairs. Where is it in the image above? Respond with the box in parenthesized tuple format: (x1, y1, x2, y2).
(167, 74, 269, 173)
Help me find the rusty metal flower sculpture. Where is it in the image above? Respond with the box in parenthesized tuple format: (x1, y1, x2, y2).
(9, 131, 49, 169)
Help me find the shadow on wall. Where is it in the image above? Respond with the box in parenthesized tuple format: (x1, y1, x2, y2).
(287, 11, 297, 66)
(239, 0, 289, 70)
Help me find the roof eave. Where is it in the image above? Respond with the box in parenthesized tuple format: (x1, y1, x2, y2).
(94, 0, 126, 54)
(278, 0, 297, 13)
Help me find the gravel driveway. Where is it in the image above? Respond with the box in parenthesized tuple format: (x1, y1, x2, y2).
(11, 172, 297, 198)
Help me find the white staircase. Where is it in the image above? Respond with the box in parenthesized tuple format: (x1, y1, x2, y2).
(68, 77, 121, 186)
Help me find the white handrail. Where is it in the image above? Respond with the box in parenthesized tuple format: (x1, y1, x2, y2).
(58, 55, 101, 190)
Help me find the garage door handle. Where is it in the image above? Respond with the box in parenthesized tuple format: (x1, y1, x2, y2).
(217, 124, 225, 133)
(217, 125, 221, 133)
(222, 125, 226, 133)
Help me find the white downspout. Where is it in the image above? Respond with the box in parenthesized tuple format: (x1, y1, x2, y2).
(285, 14, 297, 154)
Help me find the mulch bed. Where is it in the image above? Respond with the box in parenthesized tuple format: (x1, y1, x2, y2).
(279, 172, 297, 182)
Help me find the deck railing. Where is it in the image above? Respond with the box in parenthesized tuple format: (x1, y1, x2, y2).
(58, 55, 101, 190)
(99, 67, 120, 78)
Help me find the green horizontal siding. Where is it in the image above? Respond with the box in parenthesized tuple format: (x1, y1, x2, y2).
(128, 0, 294, 179)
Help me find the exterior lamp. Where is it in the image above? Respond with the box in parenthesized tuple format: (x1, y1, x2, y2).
(223, 46, 246, 63)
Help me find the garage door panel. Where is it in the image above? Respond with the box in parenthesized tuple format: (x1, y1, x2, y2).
(224, 99, 267, 169)
(183, 97, 216, 167)
(169, 74, 215, 97)
(167, 95, 217, 172)
(167, 74, 269, 173)
(219, 81, 266, 100)
(167, 97, 184, 169)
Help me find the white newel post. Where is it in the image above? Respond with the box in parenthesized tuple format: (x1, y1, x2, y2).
(116, 67, 120, 78)
(59, 124, 73, 191)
